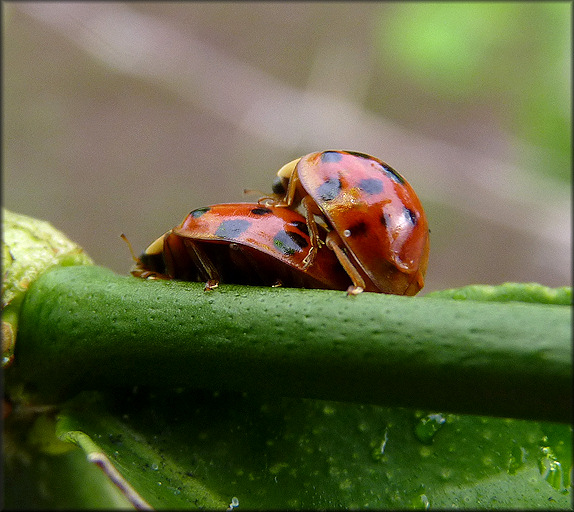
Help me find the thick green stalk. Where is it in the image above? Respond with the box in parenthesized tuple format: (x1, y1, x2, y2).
(10, 265, 572, 423)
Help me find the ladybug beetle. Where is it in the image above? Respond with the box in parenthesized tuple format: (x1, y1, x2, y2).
(264, 150, 430, 295)
(129, 203, 352, 291)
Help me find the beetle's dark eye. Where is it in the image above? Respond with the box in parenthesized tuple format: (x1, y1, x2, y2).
(272, 176, 287, 195)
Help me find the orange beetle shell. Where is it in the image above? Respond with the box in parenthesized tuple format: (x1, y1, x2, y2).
(133, 203, 353, 291)
(272, 150, 430, 295)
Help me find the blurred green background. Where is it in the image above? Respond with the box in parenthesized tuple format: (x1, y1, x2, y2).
(3, 2, 571, 293)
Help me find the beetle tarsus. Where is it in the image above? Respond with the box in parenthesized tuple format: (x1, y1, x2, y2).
(204, 279, 219, 291)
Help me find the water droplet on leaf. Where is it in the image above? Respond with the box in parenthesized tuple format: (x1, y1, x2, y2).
(539, 446, 568, 492)
(420, 494, 430, 509)
(414, 413, 446, 444)
(371, 428, 389, 461)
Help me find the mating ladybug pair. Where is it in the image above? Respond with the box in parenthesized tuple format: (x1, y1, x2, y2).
(130, 150, 430, 296)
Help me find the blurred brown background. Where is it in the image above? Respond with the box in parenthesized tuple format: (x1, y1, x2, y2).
(3, 2, 571, 293)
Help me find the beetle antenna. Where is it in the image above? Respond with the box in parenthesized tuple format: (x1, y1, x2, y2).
(120, 233, 140, 264)
(243, 188, 267, 196)
(243, 188, 279, 205)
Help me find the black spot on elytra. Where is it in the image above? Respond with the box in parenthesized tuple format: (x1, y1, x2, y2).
(289, 220, 308, 234)
(404, 207, 417, 225)
(317, 177, 342, 201)
(215, 219, 250, 238)
(321, 151, 344, 163)
(189, 206, 210, 218)
(251, 207, 272, 215)
(346, 221, 369, 237)
(382, 165, 405, 185)
(273, 230, 308, 255)
(358, 178, 384, 195)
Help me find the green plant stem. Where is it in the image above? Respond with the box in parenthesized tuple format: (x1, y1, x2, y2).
(10, 265, 572, 423)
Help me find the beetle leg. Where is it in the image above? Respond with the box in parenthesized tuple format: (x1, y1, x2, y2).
(204, 279, 219, 291)
(256, 195, 280, 206)
(172, 231, 221, 291)
(284, 169, 300, 207)
(244, 188, 281, 206)
(324, 231, 365, 295)
(275, 157, 301, 203)
(188, 245, 221, 291)
(271, 164, 301, 208)
(301, 195, 325, 269)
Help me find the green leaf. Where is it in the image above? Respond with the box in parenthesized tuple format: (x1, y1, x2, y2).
(2, 208, 93, 367)
(53, 389, 571, 509)
(426, 282, 572, 305)
(56, 393, 227, 510)
(1, 208, 93, 309)
(2, 432, 133, 509)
